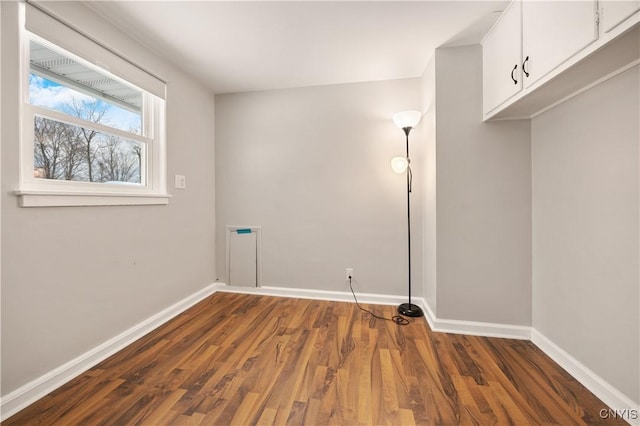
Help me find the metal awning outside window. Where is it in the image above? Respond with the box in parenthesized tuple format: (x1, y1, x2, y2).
(30, 40, 142, 113)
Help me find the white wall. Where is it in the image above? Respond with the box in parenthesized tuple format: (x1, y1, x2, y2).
(532, 65, 640, 404)
(430, 45, 532, 326)
(215, 79, 423, 297)
(1, 2, 216, 395)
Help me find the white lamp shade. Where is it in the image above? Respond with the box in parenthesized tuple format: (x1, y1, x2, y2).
(391, 156, 409, 174)
(393, 110, 422, 129)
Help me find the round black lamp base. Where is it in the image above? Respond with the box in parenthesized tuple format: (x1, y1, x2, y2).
(398, 303, 424, 318)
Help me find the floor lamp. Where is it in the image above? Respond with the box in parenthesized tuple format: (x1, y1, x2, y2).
(391, 110, 424, 318)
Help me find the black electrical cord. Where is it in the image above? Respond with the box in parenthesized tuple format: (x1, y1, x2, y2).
(348, 277, 409, 325)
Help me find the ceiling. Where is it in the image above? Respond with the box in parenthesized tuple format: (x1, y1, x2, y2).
(86, 1, 507, 95)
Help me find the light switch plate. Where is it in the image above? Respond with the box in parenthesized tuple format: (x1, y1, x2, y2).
(175, 174, 186, 189)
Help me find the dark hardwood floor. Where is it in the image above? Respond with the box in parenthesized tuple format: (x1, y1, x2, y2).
(3, 292, 624, 425)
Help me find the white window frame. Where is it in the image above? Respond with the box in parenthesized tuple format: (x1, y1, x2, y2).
(15, 6, 169, 207)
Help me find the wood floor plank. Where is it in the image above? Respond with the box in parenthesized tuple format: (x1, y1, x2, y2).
(4, 292, 628, 426)
(471, 336, 551, 424)
(4, 371, 113, 425)
(484, 379, 537, 425)
(301, 397, 321, 426)
(51, 378, 126, 425)
(451, 374, 488, 425)
(254, 406, 277, 426)
(356, 323, 374, 426)
(137, 389, 187, 425)
(399, 407, 417, 425)
(271, 327, 319, 425)
(485, 338, 583, 425)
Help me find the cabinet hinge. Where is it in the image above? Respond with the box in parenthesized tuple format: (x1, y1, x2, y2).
(595, 8, 600, 25)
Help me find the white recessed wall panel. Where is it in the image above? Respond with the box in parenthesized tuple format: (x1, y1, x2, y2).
(227, 227, 259, 288)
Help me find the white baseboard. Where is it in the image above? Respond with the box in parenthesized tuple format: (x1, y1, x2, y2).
(212, 282, 410, 306)
(0, 284, 218, 422)
(531, 329, 640, 426)
(421, 300, 531, 340)
(215, 283, 531, 340)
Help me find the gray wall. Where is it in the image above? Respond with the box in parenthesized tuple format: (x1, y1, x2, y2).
(216, 45, 533, 330)
(532, 65, 640, 403)
(1, 2, 216, 395)
(432, 45, 532, 325)
(215, 79, 423, 296)
(420, 54, 438, 314)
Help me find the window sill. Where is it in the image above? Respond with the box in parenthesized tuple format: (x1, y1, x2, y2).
(15, 189, 171, 207)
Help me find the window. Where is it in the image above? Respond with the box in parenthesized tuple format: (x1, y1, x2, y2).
(17, 4, 168, 207)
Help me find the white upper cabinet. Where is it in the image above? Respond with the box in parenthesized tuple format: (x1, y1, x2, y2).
(522, 1, 598, 89)
(482, 0, 523, 114)
(482, 0, 640, 120)
(602, 1, 640, 33)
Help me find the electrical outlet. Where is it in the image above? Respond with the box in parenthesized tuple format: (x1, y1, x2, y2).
(346, 268, 353, 281)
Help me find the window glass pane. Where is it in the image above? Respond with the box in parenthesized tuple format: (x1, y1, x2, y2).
(29, 40, 142, 135)
(34, 115, 144, 184)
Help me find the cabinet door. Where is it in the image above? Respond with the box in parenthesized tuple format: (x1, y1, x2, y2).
(522, 1, 598, 88)
(602, 1, 640, 33)
(482, 0, 522, 115)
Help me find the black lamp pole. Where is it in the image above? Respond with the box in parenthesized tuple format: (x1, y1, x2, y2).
(398, 126, 424, 318)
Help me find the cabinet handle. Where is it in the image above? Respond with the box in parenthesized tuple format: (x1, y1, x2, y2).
(523, 56, 530, 77)
(511, 64, 518, 85)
